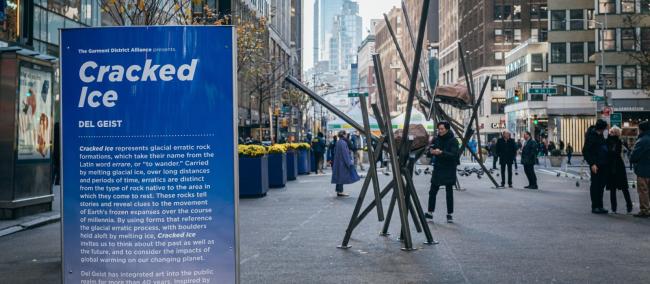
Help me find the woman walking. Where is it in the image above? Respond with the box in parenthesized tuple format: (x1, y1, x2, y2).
(606, 126, 633, 213)
(331, 131, 360, 197)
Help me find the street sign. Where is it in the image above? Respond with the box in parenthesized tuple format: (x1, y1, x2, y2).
(610, 112, 622, 127)
(528, 88, 557, 95)
(61, 26, 238, 283)
(348, 92, 369, 98)
(591, 96, 605, 101)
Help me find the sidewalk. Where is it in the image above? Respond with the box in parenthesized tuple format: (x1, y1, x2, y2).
(0, 185, 61, 237)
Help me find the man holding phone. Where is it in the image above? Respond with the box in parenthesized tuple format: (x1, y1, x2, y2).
(426, 121, 460, 223)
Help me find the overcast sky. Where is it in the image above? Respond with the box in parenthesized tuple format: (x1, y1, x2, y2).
(302, 0, 401, 71)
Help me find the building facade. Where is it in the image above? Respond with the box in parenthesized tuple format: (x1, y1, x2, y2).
(357, 34, 376, 105)
(375, 7, 406, 115)
(593, 0, 650, 143)
(454, 0, 549, 142)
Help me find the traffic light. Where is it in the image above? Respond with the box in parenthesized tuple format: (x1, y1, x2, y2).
(533, 115, 539, 125)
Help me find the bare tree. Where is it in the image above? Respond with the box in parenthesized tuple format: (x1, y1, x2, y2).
(622, 14, 650, 95)
(99, 0, 194, 26)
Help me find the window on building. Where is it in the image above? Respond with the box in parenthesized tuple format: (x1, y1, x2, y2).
(588, 42, 596, 62)
(513, 5, 522, 20)
(571, 76, 585, 96)
(531, 29, 539, 42)
(530, 5, 540, 18)
(551, 43, 567, 63)
(503, 29, 513, 42)
(643, 28, 650, 51)
(491, 98, 506, 114)
(551, 10, 566, 31)
(643, 66, 650, 88)
(540, 28, 548, 42)
(571, 42, 585, 63)
(621, 28, 637, 51)
(599, 0, 616, 14)
(569, 10, 584, 30)
(621, 0, 636, 13)
(491, 75, 506, 91)
(587, 10, 596, 30)
(601, 66, 618, 89)
(494, 5, 512, 20)
(531, 54, 544, 71)
(643, 0, 650, 13)
(602, 29, 616, 51)
(514, 29, 521, 42)
(589, 76, 597, 93)
(552, 76, 567, 95)
(495, 29, 504, 43)
(622, 66, 637, 89)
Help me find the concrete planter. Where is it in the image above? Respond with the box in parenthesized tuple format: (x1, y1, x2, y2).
(549, 156, 563, 167)
(268, 153, 287, 188)
(239, 155, 269, 198)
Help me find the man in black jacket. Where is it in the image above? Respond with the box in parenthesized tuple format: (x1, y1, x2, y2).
(632, 121, 650, 218)
(496, 130, 517, 187)
(426, 121, 460, 223)
(582, 119, 609, 214)
(521, 131, 538, 189)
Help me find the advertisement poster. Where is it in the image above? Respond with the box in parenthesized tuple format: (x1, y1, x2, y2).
(17, 65, 53, 160)
(60, 26, 238, 283)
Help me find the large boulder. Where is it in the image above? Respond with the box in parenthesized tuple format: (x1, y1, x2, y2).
(394, 124, 430, 150)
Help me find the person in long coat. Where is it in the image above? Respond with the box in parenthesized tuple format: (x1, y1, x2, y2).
(606, 126, 633, 213)
(426, 121, 460, 223)
(331, 131, 360, 196)
(521, 131, 539, 189)
(496, 130, 517, 187)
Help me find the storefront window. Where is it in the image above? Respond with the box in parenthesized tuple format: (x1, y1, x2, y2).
(622, 66, 637, 89)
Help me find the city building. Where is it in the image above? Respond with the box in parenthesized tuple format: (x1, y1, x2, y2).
(593, 0, 650, 143)
(313, 0, 343, 65)
(357, 34, 376, 105)
(504, 40, 554, 142)
(375, 6, 406, 115)
(454, 0, 549, 142)
(328, 0, 362, 88)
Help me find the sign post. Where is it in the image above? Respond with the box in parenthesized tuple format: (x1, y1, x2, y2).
(61, 26, 238, 283)
(348, 92, 369, 98)
(610, 112, 622, 127)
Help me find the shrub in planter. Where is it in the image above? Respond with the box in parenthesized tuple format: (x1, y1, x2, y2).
(292, 143, 311, 175)
(266, 144, 287, 188)
(238, 145, 269, 198)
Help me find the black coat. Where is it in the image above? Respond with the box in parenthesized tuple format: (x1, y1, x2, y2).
(427, 132, 460, 186)
(606, 136, 628, 190)
(582, 127, 609, 167)
(496, 138, 517, 164)
(521, 138, 538, 165)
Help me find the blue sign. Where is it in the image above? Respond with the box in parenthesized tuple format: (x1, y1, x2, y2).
(61, 26, 238, 283)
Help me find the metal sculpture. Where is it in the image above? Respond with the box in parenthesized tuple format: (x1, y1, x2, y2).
(285, 0, 499, 251)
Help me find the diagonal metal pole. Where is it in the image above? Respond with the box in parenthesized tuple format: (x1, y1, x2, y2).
(358, 92, 384, 221)
(401, 0, 432, 94)
(458, 42, 484, 162)
(374, 53, 414, 250)
(380, 190, 397, 236)
(398, 0, 431, 161)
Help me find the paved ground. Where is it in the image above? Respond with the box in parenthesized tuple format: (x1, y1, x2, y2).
(2, 162, 650, 283)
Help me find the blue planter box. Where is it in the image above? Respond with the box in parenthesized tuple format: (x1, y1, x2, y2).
(239, 155, 269, 198)
(311, 150, 318, 172)
(268, 153, 287, 188)
(286, 151, 298, 180)
(297, 149, 310, 175)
